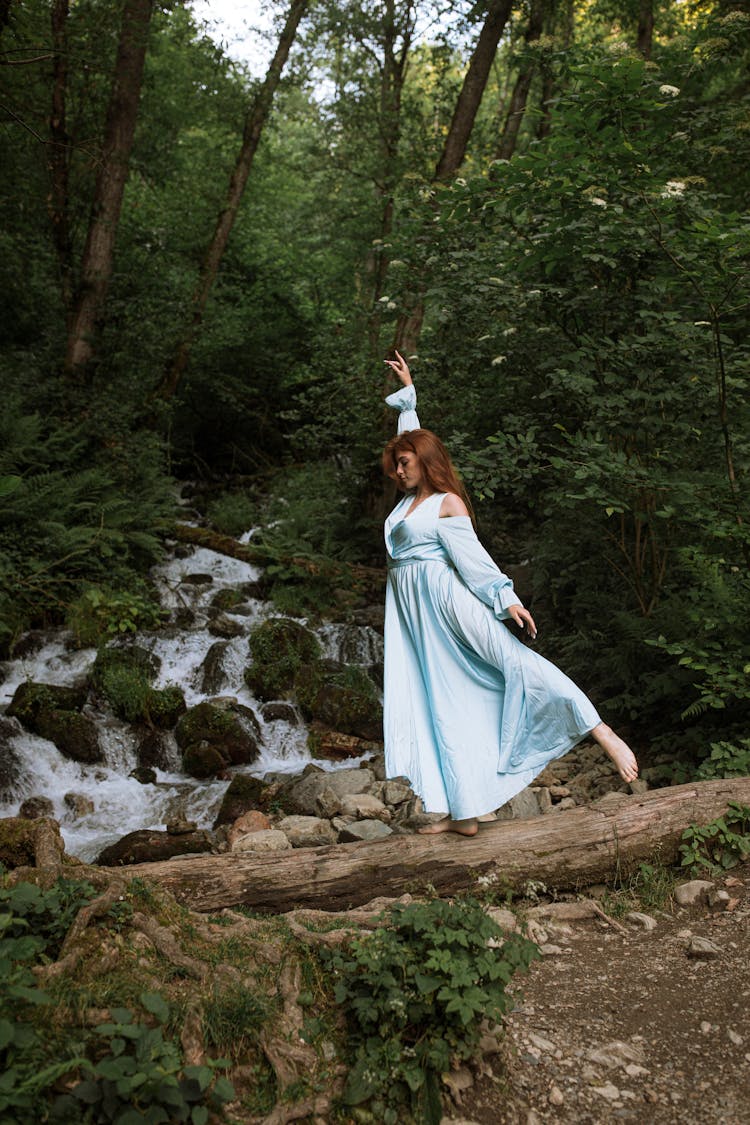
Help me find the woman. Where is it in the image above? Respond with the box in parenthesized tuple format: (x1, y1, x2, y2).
(382, 351, 638, 837)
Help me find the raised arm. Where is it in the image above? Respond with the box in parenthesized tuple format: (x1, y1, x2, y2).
(384, 350, 420, 432)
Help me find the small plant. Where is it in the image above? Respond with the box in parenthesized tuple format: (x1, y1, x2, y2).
(67, 586, 165, 647)
(678, 802, 750, 875)
(695, 739, 750, 780)
(321, 896, 538, 1124)
(206, 491, 259, 537)
(52, 993, 234, 1124)
(202, 986, 267, 1057)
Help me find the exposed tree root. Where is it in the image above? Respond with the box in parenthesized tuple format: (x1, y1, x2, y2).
(35, 880, 126, 982)
(258, 1095, 333, 1125)
(131, 912, 209, 980)
(260, 961, 318, 1092)
(180, 1004, 206, 1066)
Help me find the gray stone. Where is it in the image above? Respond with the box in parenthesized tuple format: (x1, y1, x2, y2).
(232, 829, 292, 853)
(549, 785, 571, 799)
(629, 778, 649, 794)
(624, 911, 657, 932)
(687, 936, 721, 959)
(497, 786, 539, 821)
(339, 793, 391, 822)
(592, 1083, 621, 1101)
(487, 907, 518, 933)
(277, 815, 338, 847)
(63, 792, 94, 818)
(285, 766, 375, 815)
(674, 879, 715, 906)
(260, 702, 298, 724)
(536, 787, 553, 813)
(20, 795, 54, 819)
(382, 778, 413, 806)
(588, 1041, 646, 1069)
(315, 786, 342, 819)
(338, 819, 393, 842)
(708, 888, 731, 911)
(208, 613, 245, 639)
(200, 641, 231, 695)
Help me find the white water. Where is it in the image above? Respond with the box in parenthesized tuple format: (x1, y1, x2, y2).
(0, 541, 383, 862)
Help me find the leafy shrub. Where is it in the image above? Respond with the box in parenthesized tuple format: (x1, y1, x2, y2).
(206, 491, 259, 538)
(52, 992, 234, 1124)
(679, 802, 750, 875)
(321, 896, 538, 1124)
(66, 586, 166, 648)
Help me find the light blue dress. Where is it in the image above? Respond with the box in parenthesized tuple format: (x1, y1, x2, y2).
(383, 384, 601, 819)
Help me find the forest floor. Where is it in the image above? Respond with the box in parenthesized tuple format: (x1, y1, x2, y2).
(454, 866, 750, 1125)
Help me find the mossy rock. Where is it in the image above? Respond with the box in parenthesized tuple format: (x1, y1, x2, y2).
(7, 681, 88, 727)
(213, 774, 267, 828)
(7, 682, 101, 762)
(295, 662, 382, 741)
(0, 816, 44, 868)
(182, 740, 228, 780)
(245, 618, 321, 700)
(145, 685, 187, 729)
(176, 702, 260, 778)
(91, 644, 160, 691)
(96, 828, 213, 866)
(94, 656, 184, 727)
(0, 717, 22, 799)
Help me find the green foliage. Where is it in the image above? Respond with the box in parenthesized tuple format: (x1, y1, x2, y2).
(246, 617, 321, 700)
(206, 491, 259, 538)
(678, 803, 750, 876)
(695, 739, 750, 781)
(52, 995, 235, 1124)
(321, 896, 538, 1124)
(67, 586, 166, 647)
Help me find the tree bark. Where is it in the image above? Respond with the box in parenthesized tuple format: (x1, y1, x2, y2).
(48, 0, 73, 318)
(394, 0, 514, 354)
(434, 0, 515, 181)
(636, 0, 654, 60)
(496, 0, 545, 161)
(106, 779, 750, 914)
(158, 0, 309, 401)
(64, 0, 153, 376)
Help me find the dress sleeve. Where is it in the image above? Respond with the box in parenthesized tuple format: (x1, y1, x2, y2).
(385, 383, 420, 433)
(436, 516, 523, 620)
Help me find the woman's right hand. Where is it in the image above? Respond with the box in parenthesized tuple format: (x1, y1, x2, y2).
(384, 349, 412, 386)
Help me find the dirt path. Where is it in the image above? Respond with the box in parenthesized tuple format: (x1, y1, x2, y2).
(454, 867, 750, 1125)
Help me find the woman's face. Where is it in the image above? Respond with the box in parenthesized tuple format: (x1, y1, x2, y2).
(395, 449, 423, 491)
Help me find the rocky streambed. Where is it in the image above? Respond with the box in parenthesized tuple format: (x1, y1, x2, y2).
(0, 529, 645, 868)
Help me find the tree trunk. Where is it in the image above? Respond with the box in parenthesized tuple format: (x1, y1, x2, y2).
(394, 0, 514, 354)
(48, 0, 73, 318)
(434, 0, 515, 181)
(636, 0, 654, 59)
(0, 0, 13, 34)
(106, 779, 750, 914)
(64, 0, 153, 376)
(158, 0, 309, 402)
(496, 0, 545, 161)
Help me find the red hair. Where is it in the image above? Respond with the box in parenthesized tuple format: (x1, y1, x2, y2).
(383, 429, 474, 522)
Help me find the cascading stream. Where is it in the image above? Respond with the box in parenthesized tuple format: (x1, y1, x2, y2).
(0, 537, 383, 861)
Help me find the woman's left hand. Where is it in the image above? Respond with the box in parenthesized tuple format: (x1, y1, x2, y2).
(508, 604, 537, 639)
(384, 349, 412, 386)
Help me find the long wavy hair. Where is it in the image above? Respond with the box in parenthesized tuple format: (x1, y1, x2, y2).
(382, 428, 474, 523)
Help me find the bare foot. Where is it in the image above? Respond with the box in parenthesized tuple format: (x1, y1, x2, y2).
(417, 816, 479, 837)
(592, 723, 639, 783)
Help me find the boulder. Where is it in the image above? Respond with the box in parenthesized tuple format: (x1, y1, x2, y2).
(176, 701, 261, 778)
(674, 879, 715, 907)
(200, 641, 231, 695)
(338, 819, 393, 843)
(277, 815, 338, 848)
(91, 645, 184, 728)
(63, 792, 94, 818)
(496, 787, 540, 822)
(20, 796, 55, 819)
(228, 810, 271, 848)
(246, 618, 321, 700)
(339, 793, 391, 823)
(295, 662, 382, 741)
(208, 613, 245, 640)
(7, 682, 102, 763)
(0, 815, 55, 868)
(212, 774, 266, 828)
(260, 701, 299, 724)
(284, 766, 375, 816)
(307, 722, 382, 762)
(135, 728, 174, 772)
(96, 828, 213, 866)
(0, 717, 22, 799)
(91, 645, 160, 692)
(231, 829, 292, 854)
(382, 778, 414, 807)
(130, 767, 157, 784)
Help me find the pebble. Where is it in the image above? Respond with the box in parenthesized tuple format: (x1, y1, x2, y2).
(548, 1085, 564, 1106)
(700, 1021, 712, 1034)
(528, 1033, 556, 1053)
(588, 1041, 646, 1069)
(538, 943, 565, 956)
(708, 888, 731, 911)
(687, 936, 721, 959)
(727, 1029, 744, 1046)
(593, 1082, 621, 1100)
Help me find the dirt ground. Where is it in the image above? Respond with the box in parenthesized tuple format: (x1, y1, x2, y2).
(452, 866, 750, 1125)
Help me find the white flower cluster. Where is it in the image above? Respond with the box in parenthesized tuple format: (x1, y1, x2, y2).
(661, 180, 686, 198)
(591, 197, 608, 208)
(659, 84, 680, 98)
(491, 355, 507, 366)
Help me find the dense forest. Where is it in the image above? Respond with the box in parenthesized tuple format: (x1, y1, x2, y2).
(1, 0, 748, 777)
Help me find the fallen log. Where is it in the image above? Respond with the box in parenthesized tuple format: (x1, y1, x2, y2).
(106, 779, 750, 914)
(172, 523, 384, 588)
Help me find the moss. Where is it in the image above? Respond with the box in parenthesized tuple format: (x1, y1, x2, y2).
(182, 740, 228, 779)
(145, 685, 187, 729)
(295, 662, 382, 741)
(212, 775, 266, 828)
(91, 645, 160, 693)
(7, 681, 87, 725)
(245, 618, 321, 700)
(7, 682, 101, 762)
(0, 817, 38, 868)
(93, 649, 184, 728)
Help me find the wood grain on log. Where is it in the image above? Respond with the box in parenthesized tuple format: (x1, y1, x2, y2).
(106, 780, 750, 914)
